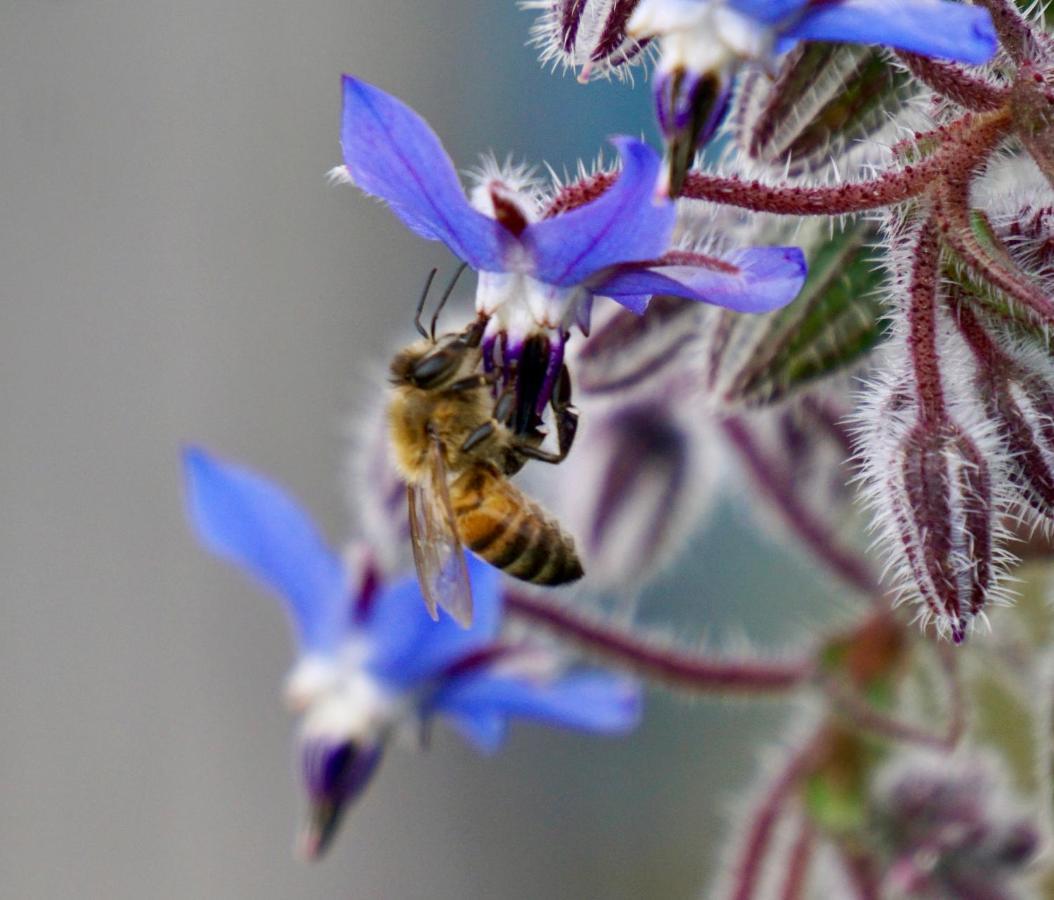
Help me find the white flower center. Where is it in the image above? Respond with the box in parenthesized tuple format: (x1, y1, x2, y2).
(299, 669, 399, 746)
(476, 271, 583, 343)
(628, 0, 772, 75)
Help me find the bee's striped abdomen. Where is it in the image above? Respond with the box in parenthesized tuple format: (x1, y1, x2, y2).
(451, 465, 583, 586)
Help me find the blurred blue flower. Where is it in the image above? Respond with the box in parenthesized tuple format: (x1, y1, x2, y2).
(337, 76, 806, 350)
(182, 446, 642, 858)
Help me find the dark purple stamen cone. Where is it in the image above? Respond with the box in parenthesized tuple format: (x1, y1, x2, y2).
(655, 68, 732, 195)
(299, 737, 382, 860)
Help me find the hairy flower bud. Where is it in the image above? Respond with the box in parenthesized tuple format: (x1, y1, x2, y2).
(872, 751, 1040, 898)
(859, 379, 1012, 642)
(574, 294, 705, 397)
(955, 304, 1054, 522)
(525, 0, 647, 80)
(554, 386, 715, 591)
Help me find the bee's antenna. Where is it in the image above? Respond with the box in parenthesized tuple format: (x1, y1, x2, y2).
(430, 262, 469, 341)
(414, 268, 438, 340)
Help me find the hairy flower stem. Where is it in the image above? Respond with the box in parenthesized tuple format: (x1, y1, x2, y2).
(907, 218, 945, 425)
(779, 818, 815, 900)
(721, 417, 879, 596)
(679, 160, 942, 216)
(823, 674, 963, 751)
(896, 52, 1009, 111)
(726, 737, 818, 900)
(976, 0, 1040, 64)
(504, 590, 813, 694)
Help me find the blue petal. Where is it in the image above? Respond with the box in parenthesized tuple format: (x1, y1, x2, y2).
(340, 77, 506, 270)
(182, 447, 346, 657)
(525, 138, 675, 288)
(729, 0, 809, 24)
(593, 246, 807, 313)
(364, 556, 503, 688)
(783, 1, 997, 65)
(435, 671, 642, 746)
(446, 710, 507, 754)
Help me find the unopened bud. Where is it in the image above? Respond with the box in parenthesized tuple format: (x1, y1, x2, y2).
(554, 392, 715, 591)
(573, 294, 704, 398)
(955, 304, 1054, 522)
(872, 751, 1040, 897)
(899, 420, 997, 642)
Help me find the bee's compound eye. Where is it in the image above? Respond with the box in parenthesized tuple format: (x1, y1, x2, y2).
(409, 348, 460, 388)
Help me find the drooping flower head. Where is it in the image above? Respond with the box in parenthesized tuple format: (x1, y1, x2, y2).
(531, 1, 998, 191)
(182, 447, 641, 858)
(337, 76, 806, 410)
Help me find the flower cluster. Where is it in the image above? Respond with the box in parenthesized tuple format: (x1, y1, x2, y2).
(181, 0, 1054, 894)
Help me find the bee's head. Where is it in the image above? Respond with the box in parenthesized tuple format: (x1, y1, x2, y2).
(389, 330, 479, 390)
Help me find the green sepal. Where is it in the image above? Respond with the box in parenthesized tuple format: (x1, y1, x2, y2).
(722, 222, 888, 407)
(734, 44, 912, 176)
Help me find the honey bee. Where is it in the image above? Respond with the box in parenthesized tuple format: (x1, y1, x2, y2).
(388, 267, 583, 626)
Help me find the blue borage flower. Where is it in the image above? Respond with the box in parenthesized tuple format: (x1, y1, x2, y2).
(534, 0, 998, 189)
(182, 447, 641, 858)
(626, 0, 998, 68)
(337, 76, 806, 405)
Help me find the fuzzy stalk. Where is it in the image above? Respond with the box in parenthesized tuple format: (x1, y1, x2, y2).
(896, 52, 1008, 111)
(504, 590, 813, 694)
(779, 818, 816, 900)
(721, 417, 879, 596)
(975, 0, 1041, 63)
(906, 218, 945, 426)
(679, 157, 943, 215)
(726, 738, 817, 900)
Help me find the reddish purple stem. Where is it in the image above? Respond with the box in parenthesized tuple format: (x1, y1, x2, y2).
(779, 817, 816, 900)
(727, 738, 816, 900)
(906, 217, 946, 426)
(721, 417, 879, 597)
(679, 157, 942, 215)
(504, 591, 812, 694)
(897, 52, 1008, 111)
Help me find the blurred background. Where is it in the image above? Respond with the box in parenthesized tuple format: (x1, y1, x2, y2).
(0, 2, 831, 897)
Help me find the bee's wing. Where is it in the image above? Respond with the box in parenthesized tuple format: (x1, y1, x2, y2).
(407, 433, 473, 627)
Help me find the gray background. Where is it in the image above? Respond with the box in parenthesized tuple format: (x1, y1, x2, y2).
(0, 2, 826, 897)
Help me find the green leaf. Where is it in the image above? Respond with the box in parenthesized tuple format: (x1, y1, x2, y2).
(722, 221, 888, 407)
(734, 44, 913, 177)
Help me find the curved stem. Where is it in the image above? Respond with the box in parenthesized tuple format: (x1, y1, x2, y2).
(779, 817, 816, 900)
(679, 156, 942, 215)
(504, 590, 813, 694)
(726, 737, 818, 900)
(896, 52, 1008, 111)
(721, 417, 880, 597)
(938, 188, 1054, 327)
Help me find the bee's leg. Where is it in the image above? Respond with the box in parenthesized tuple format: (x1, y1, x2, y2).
(447, 370, 498, 393)
(460, 385, 517, 456)
(549, 363, 578, 460)
(460, 421, 496, 454)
